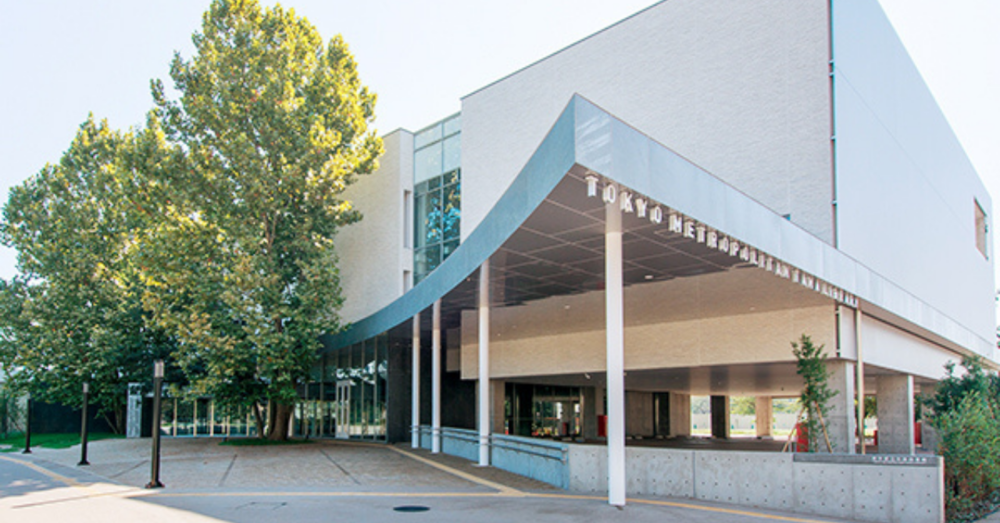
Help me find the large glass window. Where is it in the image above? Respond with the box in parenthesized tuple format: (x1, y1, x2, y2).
(413, 114, 461, 283)
(303, 333, 389, 441)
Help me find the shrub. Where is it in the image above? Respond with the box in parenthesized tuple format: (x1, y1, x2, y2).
(925, 356, 1000, 521)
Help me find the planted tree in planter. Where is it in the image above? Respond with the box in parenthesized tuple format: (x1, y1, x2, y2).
(785, 334, 837, 452)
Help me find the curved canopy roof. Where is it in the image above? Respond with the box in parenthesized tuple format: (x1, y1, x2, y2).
(324, 95, 991, 360)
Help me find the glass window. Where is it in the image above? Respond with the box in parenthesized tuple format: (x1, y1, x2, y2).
(443, 239, 459, 259)
(414, 123, 442, 149)
(443, 114, 461, 136)
(363, 339, 376, 438)
(376, 334, 388, 438)
(414, 142, 442, 184)
(338, 345, 350, 382)
(413, 114, 460, 283)
(415, 245, 441, 283)
(429, 189, 443, 241)
(176, 400, 193, 436)
(413, 192, 428, 248)
(443, 181, 460, 241)
(443, 135, 461, 173)
(324, 353, 335, 383)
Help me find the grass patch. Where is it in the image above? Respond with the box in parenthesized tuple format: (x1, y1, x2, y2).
(218, 437, 314, 447)
(0, 432, 123, 452)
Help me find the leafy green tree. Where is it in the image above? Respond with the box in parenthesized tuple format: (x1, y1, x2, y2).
(925, 355, 999, 416)
(730, 396, 756, 416)
(772, 398, 801, 414)
(923, 355, 1000, 520)
(143, 0, 382, 440)
(0, 117, 178, 432)
(792, 334, 837, 452)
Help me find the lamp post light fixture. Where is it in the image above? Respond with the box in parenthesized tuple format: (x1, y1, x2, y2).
(146, 360, 165, 489)
(78, 382, 90, 466)
(22, 395, 32, 454)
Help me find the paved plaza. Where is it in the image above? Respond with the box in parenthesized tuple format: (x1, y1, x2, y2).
(1, 437, 868, 523)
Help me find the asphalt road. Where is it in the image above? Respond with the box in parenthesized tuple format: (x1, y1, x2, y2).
(0, 453, 64, 498)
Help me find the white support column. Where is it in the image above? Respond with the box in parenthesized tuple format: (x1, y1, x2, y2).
(478, 260, 491, 466)
(855, 307, 865, 454)
(432, 299, 442, 454)
(605, 194, 626, 506)
(411, 312, 421, 449)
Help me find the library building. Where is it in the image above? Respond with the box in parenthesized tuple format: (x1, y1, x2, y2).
(134, 1, 997, 521)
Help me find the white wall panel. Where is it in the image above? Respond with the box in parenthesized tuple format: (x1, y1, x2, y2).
(833, 0, 996, 350)
(461, 0, 833, 243)
(337, 130, 413, 323)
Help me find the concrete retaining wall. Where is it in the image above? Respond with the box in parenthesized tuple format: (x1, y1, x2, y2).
(417, 426, 569, 488)
(568, 445, 943, 523)
(491, 434, 569, 488)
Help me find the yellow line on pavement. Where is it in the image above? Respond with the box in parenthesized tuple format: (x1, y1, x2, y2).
(0, 454, 81, 487)
(152, 489, 838, 522)
(150, 491, 500, 502)
(532, 493, 838, 523)
(385, 445, 524, 496)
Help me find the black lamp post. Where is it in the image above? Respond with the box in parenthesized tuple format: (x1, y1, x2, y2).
(146, 360, 165, 489)
(78, 382, 90, 466)
(22, 395, 32, 454)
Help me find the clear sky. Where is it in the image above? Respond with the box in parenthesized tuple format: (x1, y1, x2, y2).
(0, 0, 998, 283)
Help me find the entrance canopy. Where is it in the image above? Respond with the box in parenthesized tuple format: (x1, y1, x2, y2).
(324, 95, 989, 361)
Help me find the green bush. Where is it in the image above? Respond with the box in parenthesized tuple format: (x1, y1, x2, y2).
(925, 356, 1000, 522)
(936, 391, 1000, 520)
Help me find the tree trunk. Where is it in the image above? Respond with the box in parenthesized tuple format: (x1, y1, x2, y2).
(102, 409, 125, 435)
(252, 402, 266, 439)
(266, 401, 294, 441)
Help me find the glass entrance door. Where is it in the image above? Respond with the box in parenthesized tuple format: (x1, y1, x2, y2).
(335, 380, 351, 439)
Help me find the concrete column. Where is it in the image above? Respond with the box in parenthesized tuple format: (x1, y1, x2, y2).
(605, 192, 626, 506)
(710, 395, 730, 439)
(477, 261, 491, 466)
(669, 393, 691, 437)
(411, 313, 421, 448)
(432, 300, 441, 453)
(755, 397, 773, 439)
(582, 387, 598, 440)
(491, 380, 505, 437)
(826, 360, 857, 454)
(877, 374, 915, 454)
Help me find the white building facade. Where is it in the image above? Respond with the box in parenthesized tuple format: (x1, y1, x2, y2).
(317, 1, 994, 519)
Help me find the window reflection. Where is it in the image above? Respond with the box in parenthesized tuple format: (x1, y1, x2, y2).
(296, 332, 389, 441)
(413, 113, 461, 284)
